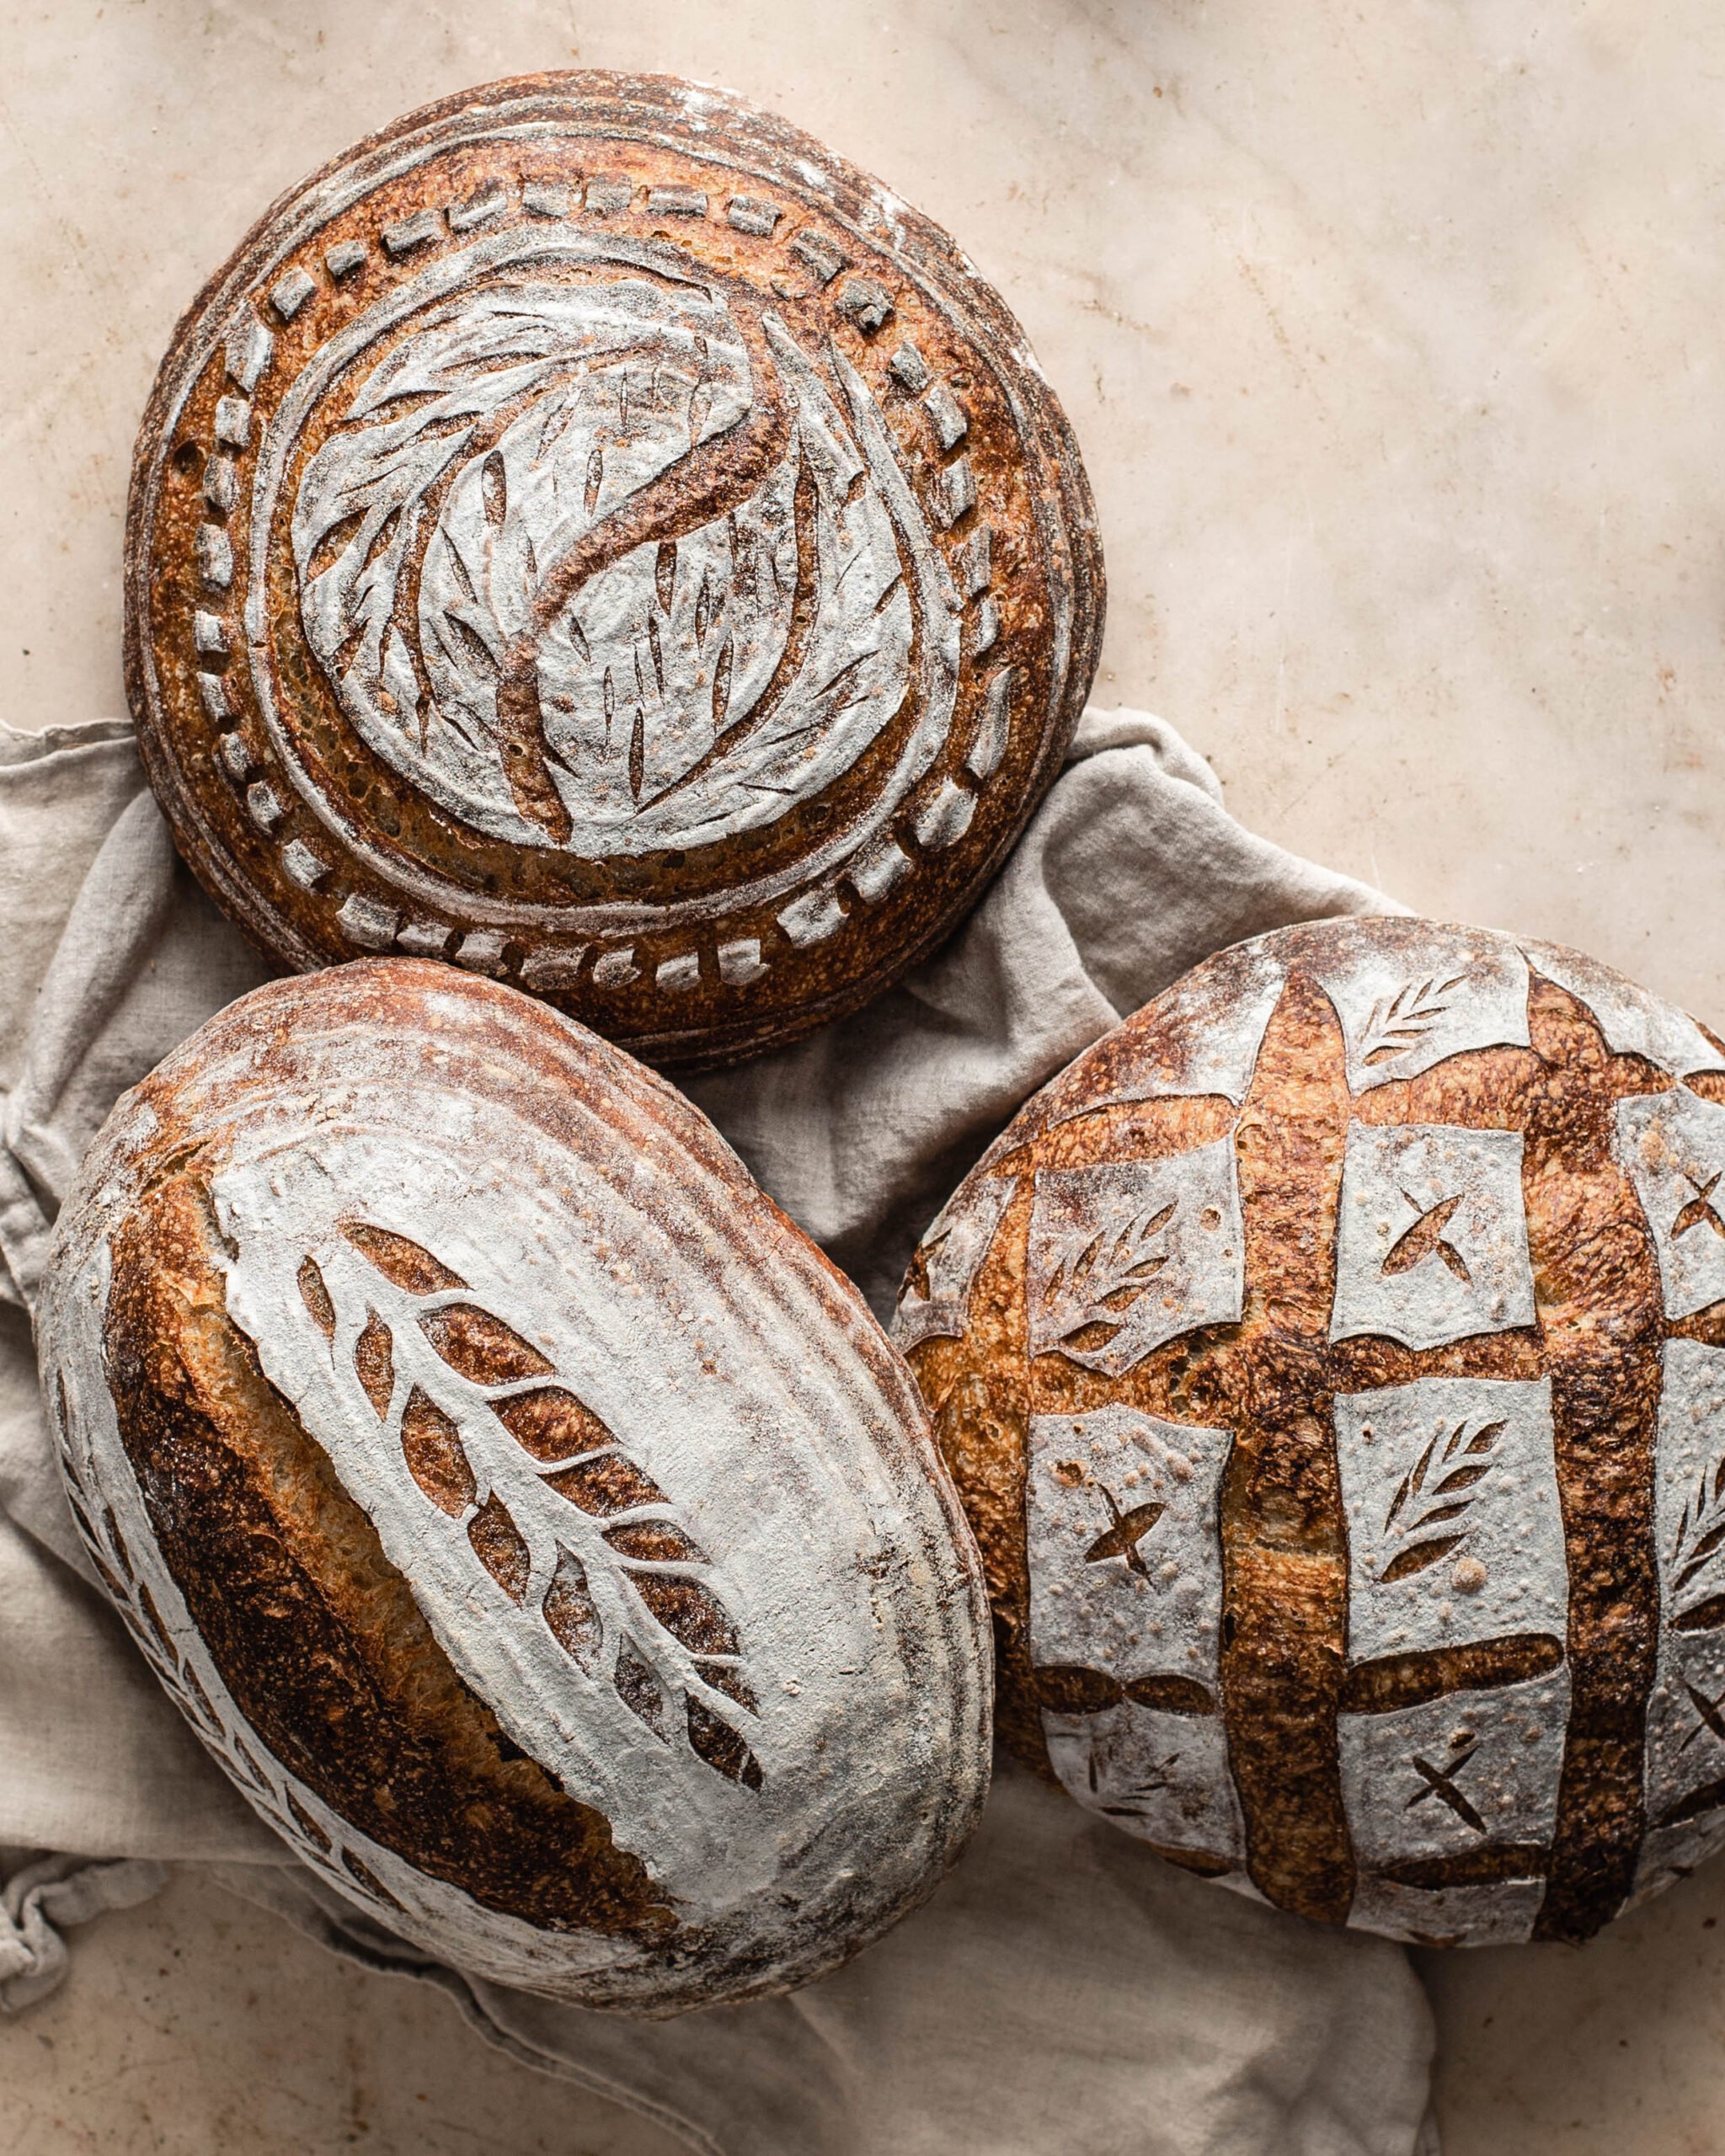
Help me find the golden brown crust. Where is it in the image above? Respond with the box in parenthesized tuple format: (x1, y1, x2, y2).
(124, 71, 1104, 1071)
(105, 1175, 673, 1941)
(902, 918, 1725, 1945)
(1214, 979, 1356, 1921)
(43, 958, 992, 2009)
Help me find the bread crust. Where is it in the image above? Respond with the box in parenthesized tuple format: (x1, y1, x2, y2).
(897, 919, 1725, 1945)
(104, 1177, 672, 1941)
(124, 71, 1104, 1070)
(40, 959, 991, 2010)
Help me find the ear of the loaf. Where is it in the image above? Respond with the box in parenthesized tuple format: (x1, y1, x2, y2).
(102, 1169, 675, 1944)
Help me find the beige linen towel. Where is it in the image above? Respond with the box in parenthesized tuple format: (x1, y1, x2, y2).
(0, 709, 1436, 2156)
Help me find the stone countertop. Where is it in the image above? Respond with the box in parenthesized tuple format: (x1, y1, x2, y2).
(5, 3, 1724, 2150)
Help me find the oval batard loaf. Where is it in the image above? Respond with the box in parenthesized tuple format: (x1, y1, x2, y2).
(894, 916, 1725, 1947)
(38, 960, 991, 2011)
(124, 70, 1104, 1070)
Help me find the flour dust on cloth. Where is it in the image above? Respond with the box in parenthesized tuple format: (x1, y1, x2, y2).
(0, 711, 1437, 2156)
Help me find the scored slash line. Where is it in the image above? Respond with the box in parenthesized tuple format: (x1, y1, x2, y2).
(1407, 1742, 1486, 1833)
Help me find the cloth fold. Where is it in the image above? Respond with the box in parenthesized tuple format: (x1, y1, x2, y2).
(687, 708, 1396, 1314)
(0, 711, 1435, 2155)
(213, 1760, 1439, 2156)
(0, 1850, 169, 2012)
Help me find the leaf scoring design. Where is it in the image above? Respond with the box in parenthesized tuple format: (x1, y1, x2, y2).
(493, 1385, 614, 1462)
(1671, 1592, 1725, 1635)
(687, 1696, 765, 1790)
(545, 1454, 669, 1515)
(180, 1662, 222, 1736)
(1042, 1203, 1178, 1347)
(1671, 1452, 1725, 1615)
(342, 1222, 467, 1293)
(399, 1386, 477, 1516)
(1378, 1418, 1505, 1583)
(101, 1504, 133, 1582)
(298, 1256, 337, 1337)
(354, 1311, 394, 1416)
(421, 1304, 553, 1383)
(136, 1581, 175, 1659)
(615, 1639, 670, 1739)
(467, 1493, 531, 1602)
(1380, 1535, 1466, 1584)
(342, 1849, 405, 1911)
(321, 1217, 763, 1791)
(542, 1549, 606, 1675)
(64, 1489, 98, 1552)
(289, 282, 926, 860)
(233, 1739, 272, 1794)
(286, 1788, 334, 1851)
(1360, 974, 1467, 1065)
(605, 1520, 710, 1565)
(696, 1660, 759, 1713)
(628, 1574, 741, 1657)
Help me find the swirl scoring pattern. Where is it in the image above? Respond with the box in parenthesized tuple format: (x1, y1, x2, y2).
(124, 72, 1104, 1066)
(292, 280, 924, 856)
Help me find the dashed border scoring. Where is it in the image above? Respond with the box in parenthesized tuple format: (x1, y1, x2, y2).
(189, 166, 1017, 1000)
(48, 1374, 425, 1932)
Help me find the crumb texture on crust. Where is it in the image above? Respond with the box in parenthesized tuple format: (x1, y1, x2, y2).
(40, 959, 991, 2013)
(896, 916, 1725, 1946)
(124, 70, 1104, 1070)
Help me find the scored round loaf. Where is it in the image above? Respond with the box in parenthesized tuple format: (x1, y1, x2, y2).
(893, 916, 1725, 1947)
(37, 961, 991, 2012)
(124, 70, 1104, 1070)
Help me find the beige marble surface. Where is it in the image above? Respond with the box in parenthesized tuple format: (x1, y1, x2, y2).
(5, 1, 1725, 2149)
(7, 1870, 682, 2156)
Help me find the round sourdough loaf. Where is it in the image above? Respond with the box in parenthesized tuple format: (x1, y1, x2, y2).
(124, 71, 1103, 1070)
(893, 916, 1725, 1947)
(37, 961, 991, 2012)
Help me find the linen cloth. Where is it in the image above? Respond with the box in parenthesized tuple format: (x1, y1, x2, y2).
(0, 708, 1438, 2155)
